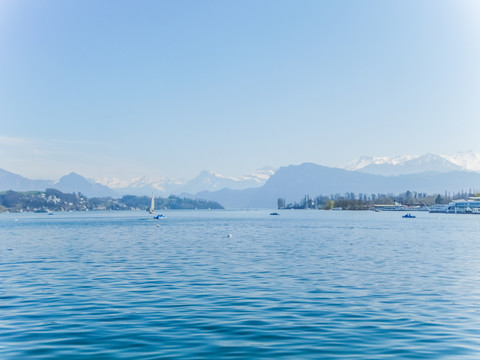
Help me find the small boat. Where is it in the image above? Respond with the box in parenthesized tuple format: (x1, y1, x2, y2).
(270, 212, 280, 216)
(402, 213, 416, 218)
(154, 214, 166, 219)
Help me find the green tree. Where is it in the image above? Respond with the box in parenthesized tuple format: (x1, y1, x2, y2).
(324, 200, 334, 210)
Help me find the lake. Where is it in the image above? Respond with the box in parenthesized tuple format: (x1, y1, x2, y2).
(1, 210, 480, 359)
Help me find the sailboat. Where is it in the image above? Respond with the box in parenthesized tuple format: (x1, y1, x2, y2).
(150, 195, 166, 219)
(149, 195, 155, 214)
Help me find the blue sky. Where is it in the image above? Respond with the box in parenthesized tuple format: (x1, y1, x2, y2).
(1, 0, 479, 180)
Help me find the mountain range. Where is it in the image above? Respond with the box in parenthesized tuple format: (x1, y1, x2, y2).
(0, 167, 276, 198)
(0, 169, 117, 198)
(1, 152, 480, 207)
(95, 167, 276, 196)
(192, 163, 480, 208)
(347, 152, 480, 175)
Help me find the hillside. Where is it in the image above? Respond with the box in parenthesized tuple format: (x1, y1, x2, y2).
(193, 163, 480, 208)
(0, 190, 223, 213)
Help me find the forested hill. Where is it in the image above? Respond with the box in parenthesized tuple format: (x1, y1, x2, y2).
(0, 189, 223, 213)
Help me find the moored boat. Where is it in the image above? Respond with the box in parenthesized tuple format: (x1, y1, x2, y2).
(428, 204, 449, 213)
(373, 202, 428, 212)
(446, 197, 480, 214)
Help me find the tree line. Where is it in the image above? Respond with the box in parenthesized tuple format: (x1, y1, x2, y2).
(0, 189, 223, 213)
(278, 190, 480, 210)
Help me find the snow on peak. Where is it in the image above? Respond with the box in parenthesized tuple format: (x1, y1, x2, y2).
(345, 152, 480, 175)
(94, 166, 277, 196)
(345, 155, 415, 171)
(443, 151, 480, 172)
(95, 176, 184, 193)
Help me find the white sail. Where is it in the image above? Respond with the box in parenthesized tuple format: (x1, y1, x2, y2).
(150, 196, 155, 214)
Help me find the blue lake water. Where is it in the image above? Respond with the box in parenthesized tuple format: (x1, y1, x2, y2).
(1, 210, 480, 359)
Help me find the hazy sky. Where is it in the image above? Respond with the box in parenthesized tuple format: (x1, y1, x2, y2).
(1, 0, 479, 180)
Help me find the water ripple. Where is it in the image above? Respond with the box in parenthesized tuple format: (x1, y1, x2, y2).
(2, 211, 480, 358)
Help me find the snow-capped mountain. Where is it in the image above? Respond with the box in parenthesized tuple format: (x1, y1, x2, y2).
(178, 167, 276, 195)
(346, 155, 416, 171)
(346, 152, 480, 176)
(196, 162, 480, 208)
(443, 151, 480, 172)
(96, 167, 277, 196)
(0, 166, 276, 198)
(96, 176, 183, 196)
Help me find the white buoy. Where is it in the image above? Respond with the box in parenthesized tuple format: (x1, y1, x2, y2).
(227, 234, 232, 238)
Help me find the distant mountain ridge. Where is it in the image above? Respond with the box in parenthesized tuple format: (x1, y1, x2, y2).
(446, 151, 480, 172)
(0, 169, 118, 198)
(0, 168, 53, 191)
(96, 166, 276, 196)
(346, 151, 480, 175)
(54, 172, 117, 198)
(193, 163, 480, 208)
(0, 167, 276, 198)
(2, 152, 480, 206)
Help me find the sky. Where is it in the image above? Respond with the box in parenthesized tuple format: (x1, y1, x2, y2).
(1, 0, 480, 181)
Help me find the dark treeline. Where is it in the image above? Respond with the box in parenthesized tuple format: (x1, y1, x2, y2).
(0, 189, 223, 213)
(278, 189, 480, 210)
